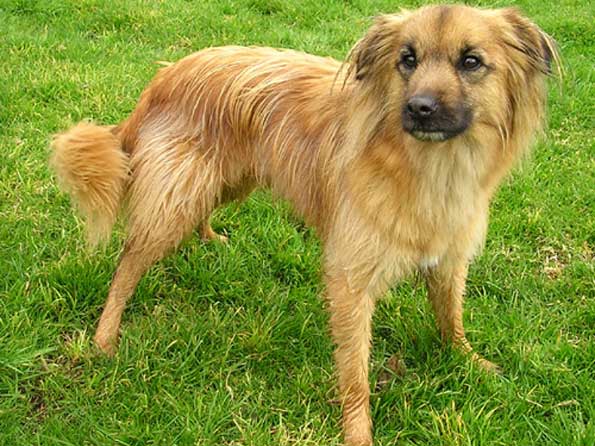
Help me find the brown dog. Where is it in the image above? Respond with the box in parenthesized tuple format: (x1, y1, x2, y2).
(51, 5, 557, 445)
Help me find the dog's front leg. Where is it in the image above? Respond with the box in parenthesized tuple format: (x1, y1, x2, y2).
(326, 274, 375, 446)
(425, 258, 500, 373)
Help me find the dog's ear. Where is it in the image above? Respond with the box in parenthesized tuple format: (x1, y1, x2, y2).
(501, 8, 560, 75)
(348, 14, 405, 81)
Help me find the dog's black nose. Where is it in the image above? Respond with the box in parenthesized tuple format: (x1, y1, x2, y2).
(406, 95, 439, 118)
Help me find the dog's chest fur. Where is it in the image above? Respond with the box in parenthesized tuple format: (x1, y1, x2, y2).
(341, 136, 489, 281)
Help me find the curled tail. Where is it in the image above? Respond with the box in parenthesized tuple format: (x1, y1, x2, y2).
(50, 122, 129, 246)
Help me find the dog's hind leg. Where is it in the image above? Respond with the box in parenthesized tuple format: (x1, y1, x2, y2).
(93, 242, 156, 355)
(198, 177, 256, 243)
(94, 206, 219, 355)
(94, 136, 227, 355)
(94, 208, 209, 355)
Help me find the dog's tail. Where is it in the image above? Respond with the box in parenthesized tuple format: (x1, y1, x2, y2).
(50, 122, 129, 247)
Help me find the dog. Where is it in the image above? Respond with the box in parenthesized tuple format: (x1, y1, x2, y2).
(50, 5, 557, 445)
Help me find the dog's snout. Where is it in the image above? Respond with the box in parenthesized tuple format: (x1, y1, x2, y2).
(406, 95, 439, 118)
(401, 92, 471, 141)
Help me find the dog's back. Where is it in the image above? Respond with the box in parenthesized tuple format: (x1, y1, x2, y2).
(53, 47, 348, 247)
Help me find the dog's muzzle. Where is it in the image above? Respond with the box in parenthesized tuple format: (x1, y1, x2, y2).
(402, 94, 472, 142)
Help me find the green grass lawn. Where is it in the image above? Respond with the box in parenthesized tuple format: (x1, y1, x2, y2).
(1, 0, 593, 444)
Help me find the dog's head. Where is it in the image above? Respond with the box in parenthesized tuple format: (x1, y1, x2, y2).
(348, 5, 558, 144)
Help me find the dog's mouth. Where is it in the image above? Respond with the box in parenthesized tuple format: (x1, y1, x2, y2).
(410, 130, 451, 142)
(403, 120, 470, 142)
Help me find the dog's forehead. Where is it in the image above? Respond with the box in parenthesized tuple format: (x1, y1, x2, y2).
(399, 6, 497, 53)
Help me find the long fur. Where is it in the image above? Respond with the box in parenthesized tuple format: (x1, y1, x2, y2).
(50, 122, 128, 246)
(50, 5, 557, 446)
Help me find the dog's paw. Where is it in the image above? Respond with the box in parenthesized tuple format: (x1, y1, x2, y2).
(93, 333, 118, 357)
(470, 352, 502, 374)
(344, 431, 373, 446)
(200, 225, 229, 243)
(211, 232, 229, 243)
(343, 410, 373, 446)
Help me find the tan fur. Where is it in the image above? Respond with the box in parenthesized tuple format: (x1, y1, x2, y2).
(51, 122, 129, 246)
(50, 5, 557, 445)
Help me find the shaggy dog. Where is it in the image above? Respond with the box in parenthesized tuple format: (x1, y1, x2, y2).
(51, 5, 557, 445)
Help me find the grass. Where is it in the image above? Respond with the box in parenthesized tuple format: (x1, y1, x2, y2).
(0, 0, 593, 444)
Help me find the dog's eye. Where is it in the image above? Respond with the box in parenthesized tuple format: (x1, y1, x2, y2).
(460, 55, 482, 71)
(400, 53, 417, 69)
